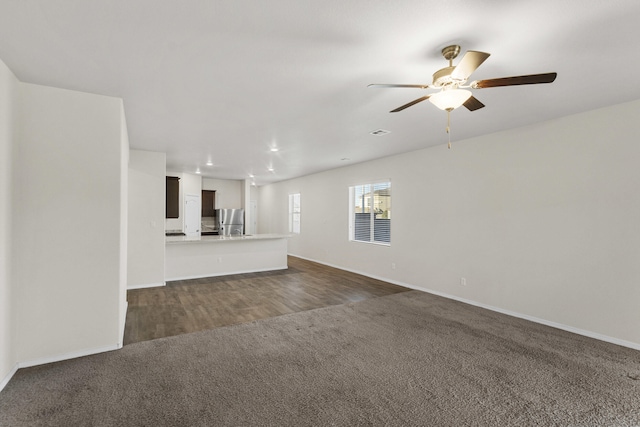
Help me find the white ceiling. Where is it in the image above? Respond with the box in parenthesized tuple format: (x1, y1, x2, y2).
(1, 1, 640, 185)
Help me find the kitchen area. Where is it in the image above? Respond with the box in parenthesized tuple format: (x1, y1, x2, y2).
(127, 151, 289, 290)
(163, 172, 288, 282)
(200, 190, 219, 235)
(165, 173, 254, 237)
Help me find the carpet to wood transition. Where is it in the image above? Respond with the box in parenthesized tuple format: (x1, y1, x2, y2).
(1, 290, 639, 426)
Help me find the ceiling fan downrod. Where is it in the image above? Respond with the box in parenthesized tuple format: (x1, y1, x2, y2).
(441, 45, 461, 67)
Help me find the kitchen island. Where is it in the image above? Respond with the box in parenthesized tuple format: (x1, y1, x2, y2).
(165, 234, 289, 281)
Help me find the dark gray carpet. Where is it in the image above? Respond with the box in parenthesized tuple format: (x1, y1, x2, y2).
(1, 290, 639, 426)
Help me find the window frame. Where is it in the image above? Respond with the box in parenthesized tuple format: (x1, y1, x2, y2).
(348, 180, 391, 246)
(288, 192, 301, 234)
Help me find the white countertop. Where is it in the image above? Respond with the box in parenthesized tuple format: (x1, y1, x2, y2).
(165, 233, 290, 244)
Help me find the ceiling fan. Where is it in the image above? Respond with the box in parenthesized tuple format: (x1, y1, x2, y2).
(368, 45, 557, 147)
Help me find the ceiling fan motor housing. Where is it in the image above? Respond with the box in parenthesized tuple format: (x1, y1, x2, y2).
(432, 66, 465, 88)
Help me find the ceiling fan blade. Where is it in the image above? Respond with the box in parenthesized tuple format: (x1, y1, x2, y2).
(390, 95, 431, 112)
(368, 83, 430, 89)
(472, 72, 557, 88)
(451, 51, 490, 80)
(463, 96, 485, 111)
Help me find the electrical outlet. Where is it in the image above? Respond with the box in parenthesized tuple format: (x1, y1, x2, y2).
(217, 257, 222, 263)
(391, 263, 396, 270)
(460, 277, 467, 286)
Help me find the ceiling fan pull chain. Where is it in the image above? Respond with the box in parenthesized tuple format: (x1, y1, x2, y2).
(446, 110, 452, 149)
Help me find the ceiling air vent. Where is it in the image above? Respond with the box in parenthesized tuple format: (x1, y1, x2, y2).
(370, 129, 390, 136)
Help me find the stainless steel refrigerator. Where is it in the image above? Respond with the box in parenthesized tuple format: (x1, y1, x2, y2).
(216, 208, 244, 236)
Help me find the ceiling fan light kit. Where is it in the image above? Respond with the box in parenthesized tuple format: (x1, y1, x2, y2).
(369, 44, 557, 148)
(429, 89, 472, 111)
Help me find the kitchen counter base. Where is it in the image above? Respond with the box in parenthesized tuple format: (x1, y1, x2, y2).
(165, 235, 288, 281)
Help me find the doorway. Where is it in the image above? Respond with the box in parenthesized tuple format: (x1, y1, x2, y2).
(249, 200, 257, 234)
(184, 194, 201, 236)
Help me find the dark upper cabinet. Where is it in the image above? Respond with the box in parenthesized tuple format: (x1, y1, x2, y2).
(202, 190, 216, 217)
(166, 176, 180, 218)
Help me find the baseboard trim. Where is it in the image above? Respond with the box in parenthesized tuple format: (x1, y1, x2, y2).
(128, 281, 166, 290)
(419, 290, 640, 351)
(17, 343, 122, 369)
(1, 312, 128, 391)
(0, 363, 19, 392)
(166, 265, 288, 282)
(288, 254, 640, 351)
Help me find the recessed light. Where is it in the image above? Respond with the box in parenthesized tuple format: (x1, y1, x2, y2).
(248, 174, 255, 178)
(270, 147, 279, 152)
(195, 170, 201, 174)
(268, 167, 274, 172)
(206, 161, 213, 166)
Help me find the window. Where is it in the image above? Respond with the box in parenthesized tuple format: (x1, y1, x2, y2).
(288, 193, 301, 234)
(349, 181, 391, 245)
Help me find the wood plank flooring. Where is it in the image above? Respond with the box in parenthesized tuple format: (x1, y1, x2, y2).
(124, 256, 410, 345)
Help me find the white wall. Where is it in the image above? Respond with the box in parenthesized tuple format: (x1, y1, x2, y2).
(249, 185, 259, 234)
(0, 58, 18, 388)
(241, 179, 251, 233)
(182, 172, 202, 199)
(118, 108, 129, 339)
(259, 99, 640, 348)
(12, 82, 128, 364)
(128, 150, 166, 288)
(202, 178, 242, 209)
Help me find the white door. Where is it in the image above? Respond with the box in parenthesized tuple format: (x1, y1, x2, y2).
(249, 200, 257, 235)
(184, 194, 201, 236)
